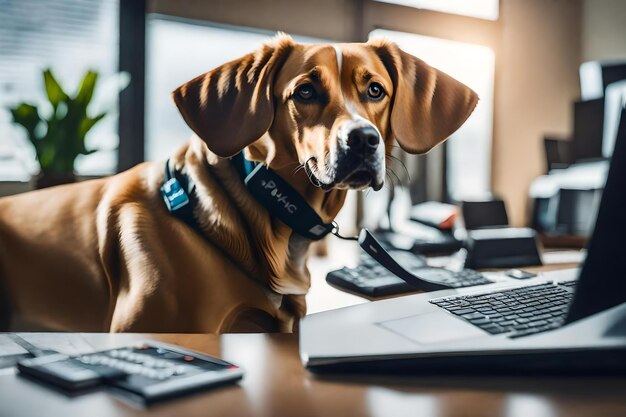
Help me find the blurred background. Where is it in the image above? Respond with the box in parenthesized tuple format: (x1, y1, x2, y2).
(1, 0, 625, 244)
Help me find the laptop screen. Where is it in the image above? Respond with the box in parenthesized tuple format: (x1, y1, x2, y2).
(567, 105, 626, 322)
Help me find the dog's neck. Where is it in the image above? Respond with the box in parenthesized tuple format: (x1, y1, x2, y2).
(171, 137, 347, 306)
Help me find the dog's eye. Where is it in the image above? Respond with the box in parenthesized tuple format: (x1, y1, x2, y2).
(367, 83, 385, 100)
(294, 84, 316, 102)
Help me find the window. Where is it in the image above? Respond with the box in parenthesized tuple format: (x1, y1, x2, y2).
(145, 18, 275, 162)
(370, 29, 495, 200)
(0, 0, 119, 180)
(374, 0, 499, 21)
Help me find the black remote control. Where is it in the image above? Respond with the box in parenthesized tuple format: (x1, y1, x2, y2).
(17, 353, 127, 390)
(18, 342, 244, 403)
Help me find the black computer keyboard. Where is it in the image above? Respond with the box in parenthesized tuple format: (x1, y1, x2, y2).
(430, 281, 576, 338)
(326, 250, 493, 297)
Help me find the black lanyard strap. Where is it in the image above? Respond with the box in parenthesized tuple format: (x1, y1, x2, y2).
(231, 153, 333, 241)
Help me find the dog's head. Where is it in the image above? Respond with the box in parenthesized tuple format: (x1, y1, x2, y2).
(173, 34, 478, 192)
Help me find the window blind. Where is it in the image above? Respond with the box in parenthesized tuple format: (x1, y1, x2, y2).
(0, 0, 119, 180)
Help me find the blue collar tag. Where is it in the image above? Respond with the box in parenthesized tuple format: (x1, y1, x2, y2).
(161, 177, 190, 212)
(160, 160, 202, 233)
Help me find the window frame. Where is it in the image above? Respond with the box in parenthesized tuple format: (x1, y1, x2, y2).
(118, 0, 147, 172)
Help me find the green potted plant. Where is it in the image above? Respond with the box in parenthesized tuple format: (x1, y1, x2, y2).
(9, 69, 108, 189)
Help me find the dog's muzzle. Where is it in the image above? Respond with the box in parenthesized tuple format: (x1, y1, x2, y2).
(346, 126, 380, 154)
(304, 122, 385, 191)
(332, 125, 385, 191)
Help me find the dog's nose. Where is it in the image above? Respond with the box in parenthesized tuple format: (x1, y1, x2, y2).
(347, 127, 380, 155)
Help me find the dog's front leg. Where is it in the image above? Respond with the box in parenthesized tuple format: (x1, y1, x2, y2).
(104, 204, 184, 333)
(109, 285, 179, 333)
(108, 261, 181, 333)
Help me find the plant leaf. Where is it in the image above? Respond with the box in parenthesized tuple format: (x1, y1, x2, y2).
(43, 69, 68, 108)
(78, 112, 106, 138)
(25, 69, 113, 172)
(10, 103, 43, 148)
(75, 70, 99, 105)
(10, 103, 39, 130)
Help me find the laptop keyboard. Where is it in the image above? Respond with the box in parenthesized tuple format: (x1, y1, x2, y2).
(429, 281, 576, 338)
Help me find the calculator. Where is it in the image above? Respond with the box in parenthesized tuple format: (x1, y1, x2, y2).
(17, 342, 243, 403)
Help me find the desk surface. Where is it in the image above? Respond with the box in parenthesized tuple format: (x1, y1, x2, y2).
(0, 249, 606, 417)
(1, 332, 625, 417)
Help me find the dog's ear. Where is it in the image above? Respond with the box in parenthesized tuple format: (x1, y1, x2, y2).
(370, 39, 478, 154)
(172, 35, 295, 157)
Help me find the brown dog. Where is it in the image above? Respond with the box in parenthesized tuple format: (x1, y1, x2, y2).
(0, 35, 477, 333)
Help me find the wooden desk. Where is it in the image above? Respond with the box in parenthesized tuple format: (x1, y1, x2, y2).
(1, 332, 625, 417)
(0, 247, 605, 416)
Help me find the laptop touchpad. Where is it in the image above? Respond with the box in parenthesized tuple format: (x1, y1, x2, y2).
(378, 312, 484, 345)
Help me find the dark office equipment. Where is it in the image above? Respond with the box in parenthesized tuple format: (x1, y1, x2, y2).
(532, 86, 610, 237)
(410, 233, 463, 255)
(543, 136, 573, 171)
(376, 228, 463, 256)
(461, 200, 509, 230)
(533, 187, 603, 237)
(326, 250, 424, 297)
(461, 199, 543, 269)
(19, 353, 127, 391)
(572, 99, 605, 161)
(557, 188, 602, 235)
(326, 249, 492, 298)
(17, 342, 243, 403)
(465, 227, 543, 269)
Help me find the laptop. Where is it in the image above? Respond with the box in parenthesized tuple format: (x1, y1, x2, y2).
(300, 106, 626, 374)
